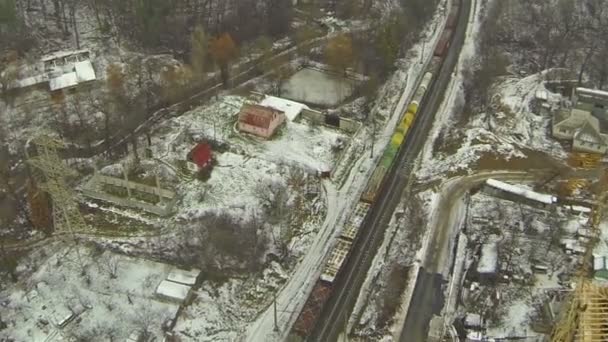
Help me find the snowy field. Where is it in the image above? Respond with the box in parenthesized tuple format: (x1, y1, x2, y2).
(281, 68, 356, 107)
(73, 95, 333, 341)
(1, 246, 179, 341)
(158, 95, 349, 173)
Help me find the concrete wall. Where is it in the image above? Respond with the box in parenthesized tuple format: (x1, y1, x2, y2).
(81, 175, 177, 216)
(300, 108, 361, 133)
(95, 174, 175, 199)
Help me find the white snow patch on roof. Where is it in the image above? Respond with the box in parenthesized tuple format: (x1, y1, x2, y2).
(486, 178, 556, 204)
(156, 280, 191, 302)
(167, 268, 200, 286)
(49, 72, 78, 91)
(75, 60, 96, 82)
(259, 95, 309, 121)
(477, 242, 498, 274)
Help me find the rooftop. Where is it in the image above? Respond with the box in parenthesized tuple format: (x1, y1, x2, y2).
(49, 72, 79, 91)
(155, 280, 191, 302)
(477, 241, 498, 274)
(238, 104, 284, 129)
(259, 95, 309, 121)
(167, 268, 200, 286)
(486, 179, 557, 205)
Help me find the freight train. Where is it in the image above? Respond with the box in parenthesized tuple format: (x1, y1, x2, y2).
(290, 0, 462, 339)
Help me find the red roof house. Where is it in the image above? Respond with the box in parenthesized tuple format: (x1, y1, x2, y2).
(187, 143, 213, 171)
(237, 104, 285, 139)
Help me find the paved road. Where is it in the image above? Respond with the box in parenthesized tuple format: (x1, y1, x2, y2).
(401, 171, 551, 341)
(308, 1, 472, 341)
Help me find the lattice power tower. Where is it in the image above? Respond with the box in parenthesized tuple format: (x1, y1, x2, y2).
(26, 135, 88, 234)
(551, 169, 608, 341)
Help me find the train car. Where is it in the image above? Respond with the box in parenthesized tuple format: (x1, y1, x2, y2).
(434, 29, 453, 57)
(446, 10, 458, 29)
(360, 165, 388, 203)
(321, 239, 353, 283)
(361, 70, 434, 204)
(291, 1, 463, 339)
(361, 141, 402, 203)
(292, 280, 333, 338)
(340, 202, 371, 241)
(407, 72, 434, 113)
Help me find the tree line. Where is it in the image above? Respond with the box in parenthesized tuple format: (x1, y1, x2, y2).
(464, 0, 608, 113)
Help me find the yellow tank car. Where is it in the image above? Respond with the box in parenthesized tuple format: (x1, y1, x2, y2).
(396, 122, 409, 135)
(403, 112, 415, 126)
(407, 102, 419, 115)
(396, 123, 406, 134)
(391, 132, 405, 146)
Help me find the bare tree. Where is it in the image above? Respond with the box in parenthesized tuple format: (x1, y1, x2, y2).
(256, 178, 290, 224)
(99, 253, 120, 279)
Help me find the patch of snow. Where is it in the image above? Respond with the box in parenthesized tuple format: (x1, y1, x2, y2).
(259, 95, 310, 122)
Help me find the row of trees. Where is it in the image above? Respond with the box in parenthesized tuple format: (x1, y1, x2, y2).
(87, 0, 292, 52)
(465, 0, 608, 113)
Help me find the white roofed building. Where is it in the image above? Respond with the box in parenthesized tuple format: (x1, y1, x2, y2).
(2, 49, 96, 92)
(259, 95, 309, 122)
(155, 280, 193, 304)
(552, 87, 608, 154)
(477, 242, 499, 281)
(484, 179, 557, 209)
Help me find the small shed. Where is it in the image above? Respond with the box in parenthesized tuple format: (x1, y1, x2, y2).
(155, 280, 193, 304)
(464, 313, 482, 329)
(477, 242, 499, 282)
(187, 143, 213, 172)
(167, 268, 201, 286)
(237, 104, 285, 139)
(594, 255, 608, 281)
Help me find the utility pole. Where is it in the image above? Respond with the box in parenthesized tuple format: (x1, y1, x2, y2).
(343, 312, 349, 342)
(273, 293, 279, 332)
(370, 116, 376, 159)
(420, 41, 425, 65)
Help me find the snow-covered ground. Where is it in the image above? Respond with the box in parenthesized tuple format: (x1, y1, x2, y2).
(1, 246, 179, 341)
(161, 95, 347, 173)
(281, 68, 356, 107)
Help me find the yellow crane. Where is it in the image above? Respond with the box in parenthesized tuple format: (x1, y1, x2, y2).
(551, 170, 608, 341)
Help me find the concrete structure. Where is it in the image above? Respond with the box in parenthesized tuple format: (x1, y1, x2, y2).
(237, 104, 285, 138)
(4, 49, 96, 92)
(48, 60, 96, 91)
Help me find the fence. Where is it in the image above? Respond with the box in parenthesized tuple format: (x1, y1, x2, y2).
(300, 108, 362, 134)
(81, 174, 177, 216)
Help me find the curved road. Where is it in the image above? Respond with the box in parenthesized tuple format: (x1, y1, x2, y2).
(400, 166, 601, 341)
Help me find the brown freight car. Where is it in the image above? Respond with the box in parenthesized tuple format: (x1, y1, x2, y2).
(434, 29, 452, 57)
(446, 11, 458, 28)
(292, 280, 333, 338)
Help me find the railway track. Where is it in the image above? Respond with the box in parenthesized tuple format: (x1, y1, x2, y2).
(305, 1, 472, 341)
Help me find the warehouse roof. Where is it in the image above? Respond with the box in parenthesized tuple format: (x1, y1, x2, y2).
(486, 179, 557, 205)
